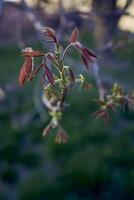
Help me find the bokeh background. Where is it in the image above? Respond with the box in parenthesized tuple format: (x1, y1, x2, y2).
(0, 0, 134, 200)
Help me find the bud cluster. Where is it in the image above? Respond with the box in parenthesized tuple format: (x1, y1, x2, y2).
(18, 27, 134, 143)
(92, 83, 134, 123)
(18, 27, 96, 143)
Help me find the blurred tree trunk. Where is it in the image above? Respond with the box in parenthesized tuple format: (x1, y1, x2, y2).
(92, 0, 120, 47)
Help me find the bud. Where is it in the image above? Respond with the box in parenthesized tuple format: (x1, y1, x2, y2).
(24, 57, 33, 78)
(92, 106, 110, 124)
(82, 47, 97, 59)
(42, 123, 52, 137)
(70, 27, 79, 43)
(107, 103, 115, 112)
(55, 128, 68, 144)
(43, 27, 57, 43)
(92, 109, 110, 124)
(18, 65, 26, 86)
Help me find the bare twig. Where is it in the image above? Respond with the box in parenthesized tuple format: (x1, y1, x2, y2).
(21, 0, 44, 43)
(123, 0, 133, 10)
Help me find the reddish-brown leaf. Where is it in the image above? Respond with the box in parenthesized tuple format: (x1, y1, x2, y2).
(23, 51, 44, 57)
(70, 27, 79, 43)
(107, 103, 115, 112)
(18, 57, 33, 86)
(43, 27, 57, 43)
(55, 128, 68, 144)
(83, 47, 97, 58)
(24, 57, 33, 79)
(81, 54, 90, 70)
(102, 111, 110, 124)
(18, 65, 26, 86)
(92, 109, 104, 118)
(82, 48, 93, 63)
(42, 123, 52, 137)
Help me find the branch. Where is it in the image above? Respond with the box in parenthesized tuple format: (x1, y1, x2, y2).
(21, 0, 44, 43)
(92, 62, 105, 101)
(123, 0, 133, 10)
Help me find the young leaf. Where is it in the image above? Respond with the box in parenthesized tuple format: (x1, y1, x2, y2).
(81, 54, 90, 70)
(82, 47, 97, 58)
(24, 57, 33, 78)
(18, 66, 26, 86)
(70, 27, 79, 43)
(23, 51, 44, 57)
(43, 27, 57, 43)
(55, 128, 68, 144)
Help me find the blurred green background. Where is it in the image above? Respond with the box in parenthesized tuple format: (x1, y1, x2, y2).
(0, 1, 134, 200)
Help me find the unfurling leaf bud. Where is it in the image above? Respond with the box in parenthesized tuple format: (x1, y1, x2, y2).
(107, 103, 115, 112)
(43, 27, 57, 43)
(70, 27, 79, 43)
(18, 66, 26, 86)
(24, 57, 33, 78)
(18, 57, 33, 86)
(81, 48, 97, 70)
(42, 123, 52, 137)
(55, 128, 68, 144)
(92, 108, 110, 124)
(82, 48, 97, 59)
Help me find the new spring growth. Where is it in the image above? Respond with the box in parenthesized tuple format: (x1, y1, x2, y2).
(92, 83, 134, 124)
(18, 27, 96, 143)
(18, 27, 134, 143)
